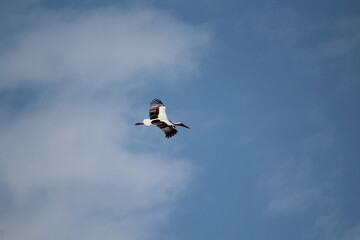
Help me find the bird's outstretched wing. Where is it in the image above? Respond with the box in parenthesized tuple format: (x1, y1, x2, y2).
(151, 119, 178, 138)
(149, 99, 165, 120)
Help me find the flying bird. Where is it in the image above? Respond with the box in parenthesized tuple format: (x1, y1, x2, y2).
(135, 99, 190, 138)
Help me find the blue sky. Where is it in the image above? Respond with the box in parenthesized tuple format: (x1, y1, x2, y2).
(0, 0, 359, 240)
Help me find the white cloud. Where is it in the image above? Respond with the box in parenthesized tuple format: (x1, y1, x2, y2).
(259, 156, 331, 214)
(340, 223, 360, 240)
(256, 108, 338, 215)
(258, 130, 336, 214)
(312, 210, 340, 240)
(0, 7, 209, 89)
(313, 215, 360, 240)
(0, 104, 192, 240)
(0, 6, 208, 240)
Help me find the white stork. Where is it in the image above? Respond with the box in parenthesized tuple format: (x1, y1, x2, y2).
(135, 99, 190, 138)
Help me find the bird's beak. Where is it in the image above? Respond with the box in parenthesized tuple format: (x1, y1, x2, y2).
(135, 122, 144, 125)
(180, 123, 190, 129)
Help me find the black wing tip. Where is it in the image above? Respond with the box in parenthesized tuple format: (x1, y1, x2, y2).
(151, 99, 163, 105)
(165, 129, 178, 138)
